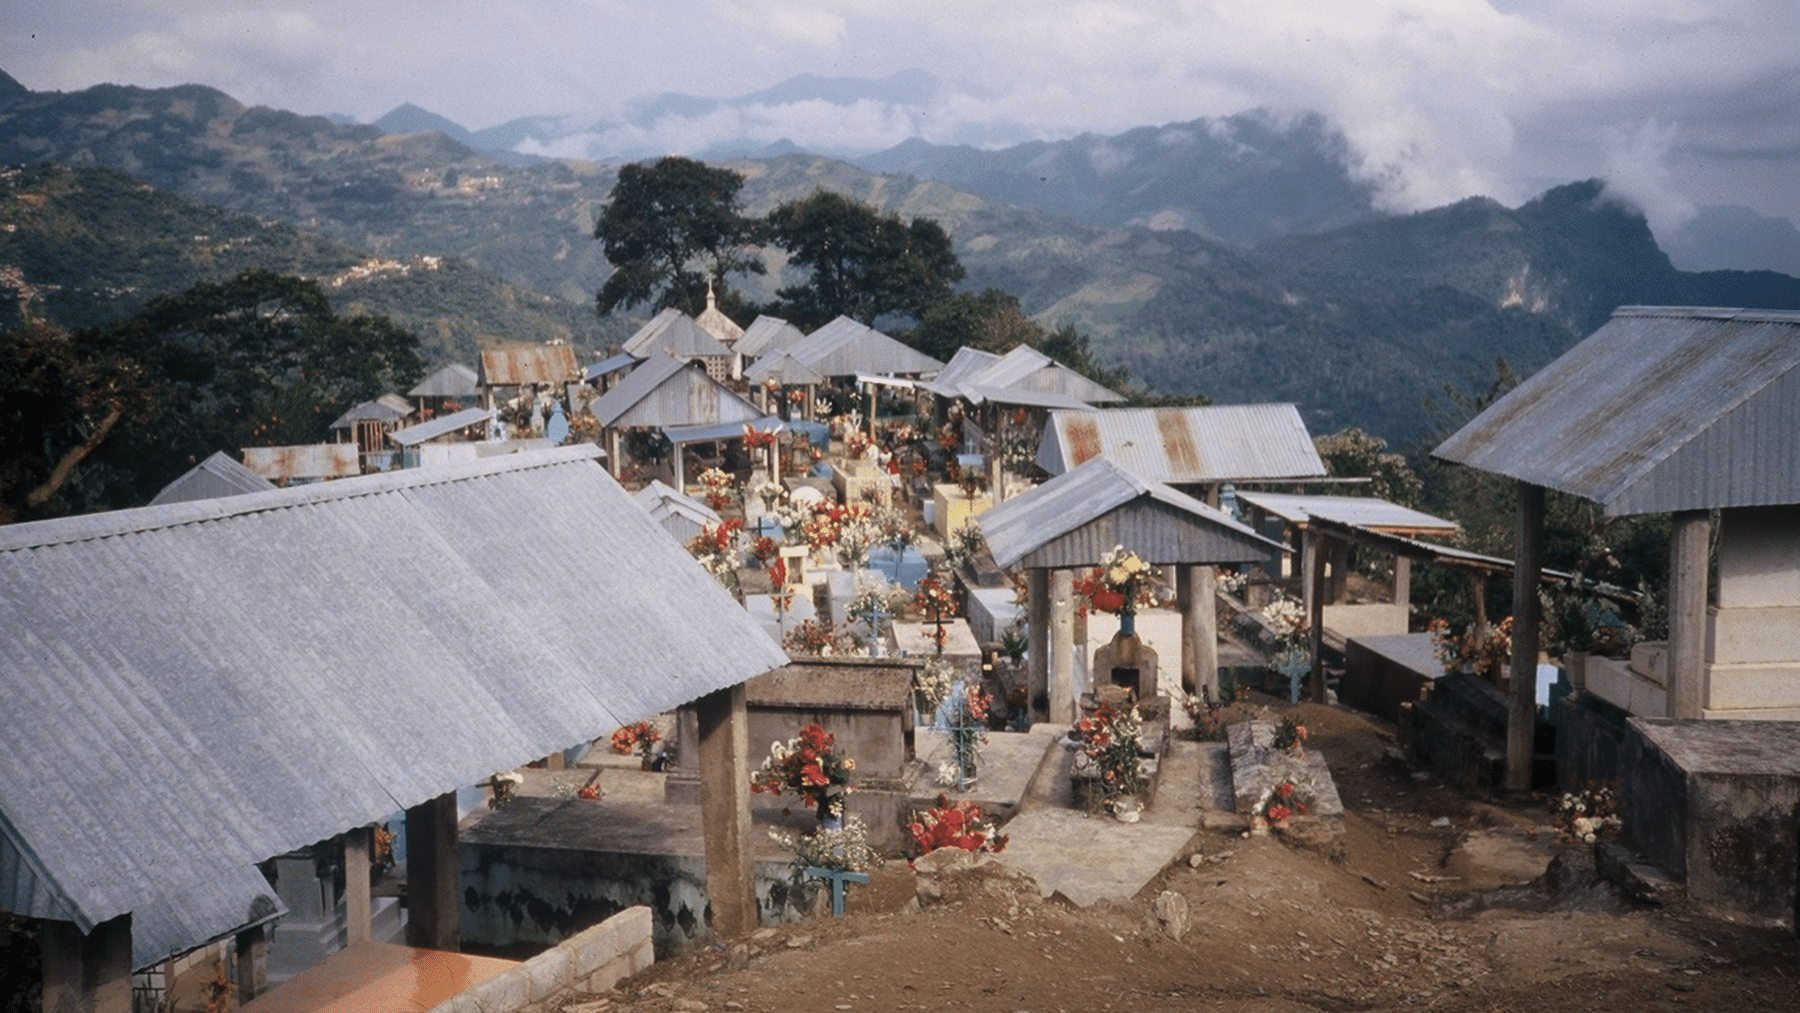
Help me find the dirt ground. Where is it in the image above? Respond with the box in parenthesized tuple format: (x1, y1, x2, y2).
(560, 694, 1800, 1013)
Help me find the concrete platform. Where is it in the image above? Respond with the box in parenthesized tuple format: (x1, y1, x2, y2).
(240, 941, 517, 1013)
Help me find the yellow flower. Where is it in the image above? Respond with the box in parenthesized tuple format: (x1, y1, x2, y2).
(1108, 566, 1128, 584)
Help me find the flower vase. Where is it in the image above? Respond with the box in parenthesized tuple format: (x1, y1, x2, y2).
(1250, 814, 1270, 837)
(1119, 608, 1136, 636)
(814, 790, 845, 831)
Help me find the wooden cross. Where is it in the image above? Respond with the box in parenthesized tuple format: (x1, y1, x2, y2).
(804, 865, 870, 916)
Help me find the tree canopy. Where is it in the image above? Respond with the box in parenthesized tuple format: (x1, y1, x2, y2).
(764, 190, 964, 329)
(0, 269, 422, 521)
(592, 156, 763, 318)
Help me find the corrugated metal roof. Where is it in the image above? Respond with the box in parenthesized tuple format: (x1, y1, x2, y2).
(328, 397, 411, 429)
(1035, 405, 1326, 482)
(621, 310, 732, 359)
(743, 349, 828, 386)
(388, 406, 495, 446)
(1233, 491, 1459, 534)
(0, 446, 786, 968)
(786, 316, 945, 378)
(736, 315, 807, 359)
(665, 416, 784, 446)
(963, 384, 1094, 411)
(149, 451, 278, 506)
(477, 343, 581, 387)
(633, 479, 721, 543)
(408, 363, 480, 399)
(584, 351, 641, 382)
(590, 356, 763, 429)
(920, 347, 1003, 399)
(982, 457, 1284, 570)
(241, 443, 361, 481)
(1433, 306, 1800, 515)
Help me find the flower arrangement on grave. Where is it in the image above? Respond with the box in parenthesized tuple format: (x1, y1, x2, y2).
(751, 722, 857, 825)
(1549, 784, 1622, 846)
(937, 681, 992, 790)
(1260, 591, 1311, 699)
(201, 964, 236, 1013)
(1070, 704, 1146, 810)
(769, 815, 878, 875)
(1253, 774, 1313, 826)
(372, 824, 395, 869)
(1427, 616, 1513, 676)
(908, 794, 1009, 858)
(941, 519, 986, 570)
(912, 656, 956, 718)
(1270, 715, 1308, 756)
(576, 784, 601, 801)
(835, 510, 881, 570)
(789, 388, 807, 406)
(873, 505, 915, 571)
(1215, 566, 1249, 597)
(697, 466, 737, 511)
(956, 468, 988, 500)
(743, 423, 779, 450)
(845, 430, 873, 460)
(846, 574, 904, 654)
(750, 535, 780, 567)
(782, 618, 839, 656)
(610, 720, 661, 763)
(1076, 545, 1159, 618)
(489, 770, 523, 808)
(936, 424, 961, 454)
(686, 519, 744, 600)
(753, 480, 786, 510)
(914, 571, 958, 652)
(1181, 693, 1239, 742)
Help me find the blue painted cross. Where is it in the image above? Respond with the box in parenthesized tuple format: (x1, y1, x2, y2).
(804, 865, 870, 916)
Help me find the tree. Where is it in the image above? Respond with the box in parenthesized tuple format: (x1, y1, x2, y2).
(765, 191, 964, 329)
(907, 288, 1040, 362)
(1313, 427, 1423, 507)
(0, 269, 424, 519)
(593, 156, 762, 318)
(0, 320, 154, 524)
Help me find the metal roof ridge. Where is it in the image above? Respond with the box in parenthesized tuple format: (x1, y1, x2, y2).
(0, 444, 604, 554)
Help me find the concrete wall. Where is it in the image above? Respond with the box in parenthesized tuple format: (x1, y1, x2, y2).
(460, 838, 809, 958)
(1624, 718, 1800, 926)
(426, 906, 653, 1013)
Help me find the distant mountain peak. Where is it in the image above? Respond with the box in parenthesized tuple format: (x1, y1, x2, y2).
(0, 67, 31, 102)
(373, 103, 475, 146)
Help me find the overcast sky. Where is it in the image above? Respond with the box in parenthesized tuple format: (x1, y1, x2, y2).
(4, 1, 1798, 234)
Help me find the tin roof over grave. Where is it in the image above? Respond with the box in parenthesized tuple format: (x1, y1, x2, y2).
(149, 449, 278, 505)
(783, 315, 945, 378)
(1036, 404, 1326, 482)
(735, 315, 807, 360)
(1233, 491, 1459, 537)
(622, 308, 735, 360)
(982, 456, 1284, 570)
(924, 345, 1125, 405)
(0, 445, 785, 969)
(407, 362, 480, 399)
(589, 355, 763, 429)
(1434, 306, 1800, 516)
(478, 342, 580, 388)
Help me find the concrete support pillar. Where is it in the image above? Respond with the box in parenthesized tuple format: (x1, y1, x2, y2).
(1300, 527, 1317, 617)
(341, 827, 372, 946)
(695, 684, 756, 939)
(1178, 564, 1219, 701)
(234, 924, 269, 1002)
(1027, 568, 1050, 720)
(1072, 601, 1089, 703)
(1305, 528, 1328, 703)
(606, 429, 623, 479)
(404, 791, 459, 952)
(40, 914, 131, 1013)
(1668, 509, 1712, 720)
(1505, 482, 1546, 791)
(1050, 568, 1076, 725)
(1393, 555, 1412, 607)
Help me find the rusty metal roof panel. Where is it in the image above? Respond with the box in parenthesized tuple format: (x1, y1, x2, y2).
(788, 316, 945, 377)
(477, 343, 580, 387)
(1035, 405, 1326, 482)
(0, 446, 784, 967)
(408, 362, 481, 399)
(241, 443, 361, 481)
(982, 457, 1282, 570)
(1433, 307, 1800, 515)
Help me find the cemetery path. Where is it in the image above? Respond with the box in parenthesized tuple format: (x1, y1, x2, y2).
(566, 694, 1799, 1013)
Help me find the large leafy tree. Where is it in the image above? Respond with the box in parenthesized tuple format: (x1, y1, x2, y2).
(764, 190, 964, 329)
(593, 156, 762, 317)
(0, 269, 422, 520)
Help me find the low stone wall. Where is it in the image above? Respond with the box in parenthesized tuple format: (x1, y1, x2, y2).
(426, 906, 653, 1013)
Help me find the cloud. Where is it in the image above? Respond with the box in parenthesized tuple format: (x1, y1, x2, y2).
(3, 0, 1798, 225)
